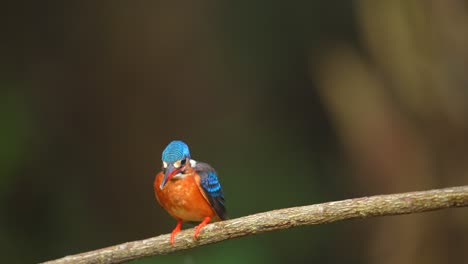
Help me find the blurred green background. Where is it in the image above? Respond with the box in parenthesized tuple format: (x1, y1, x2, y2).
(1, 1, 468, 263)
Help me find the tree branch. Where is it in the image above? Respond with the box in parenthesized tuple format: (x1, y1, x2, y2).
(42, 185, 468, 264)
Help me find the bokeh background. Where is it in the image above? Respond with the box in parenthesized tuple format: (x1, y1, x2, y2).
(2, 1, 468, 263)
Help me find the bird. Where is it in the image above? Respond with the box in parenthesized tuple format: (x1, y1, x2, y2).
(154, 140, 227, 245)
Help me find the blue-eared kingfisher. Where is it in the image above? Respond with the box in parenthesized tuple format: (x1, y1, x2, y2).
(154, 140, 227, 245)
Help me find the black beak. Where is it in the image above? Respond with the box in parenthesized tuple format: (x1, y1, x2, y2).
(160, 163, 176, 190)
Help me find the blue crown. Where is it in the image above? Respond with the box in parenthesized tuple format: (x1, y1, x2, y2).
(162, 140, 191, 163)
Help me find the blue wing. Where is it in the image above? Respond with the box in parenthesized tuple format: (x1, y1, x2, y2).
(196, 162, 227, 220)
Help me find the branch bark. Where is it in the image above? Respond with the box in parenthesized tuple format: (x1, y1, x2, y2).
(42, 185, 468, 264)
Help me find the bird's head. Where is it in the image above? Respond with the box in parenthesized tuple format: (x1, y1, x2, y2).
(160, 140, 191, 189)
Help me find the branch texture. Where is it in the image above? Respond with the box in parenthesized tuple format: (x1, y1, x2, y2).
(43, 185, 468, 264)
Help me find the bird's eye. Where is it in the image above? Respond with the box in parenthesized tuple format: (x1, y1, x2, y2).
(162, 161, 168, 168)
(173, 159, 187, 168)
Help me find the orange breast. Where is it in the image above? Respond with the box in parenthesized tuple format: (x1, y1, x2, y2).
(154, 171, 220, 222)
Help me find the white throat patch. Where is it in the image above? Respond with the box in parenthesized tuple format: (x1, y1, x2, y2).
(172, 173, 188, 180)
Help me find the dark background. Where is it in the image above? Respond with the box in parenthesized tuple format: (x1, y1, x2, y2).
(1, 1, 468, 263)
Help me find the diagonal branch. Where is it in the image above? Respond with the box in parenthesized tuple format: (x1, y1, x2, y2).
(42, 185, 468, 264)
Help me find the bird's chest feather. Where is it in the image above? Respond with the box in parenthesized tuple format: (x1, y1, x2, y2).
(154, 172, 215, 221)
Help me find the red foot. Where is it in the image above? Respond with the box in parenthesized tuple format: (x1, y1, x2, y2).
(170, 220, 183, 245)
(193, 216, 211, 240)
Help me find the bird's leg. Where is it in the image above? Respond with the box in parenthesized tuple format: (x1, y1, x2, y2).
(193, 216, 211, 240)
(170, 219, 183, 245)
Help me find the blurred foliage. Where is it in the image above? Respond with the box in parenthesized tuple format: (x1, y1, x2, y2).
(0, 88, 31, 196)
(1, 1, 467, 263)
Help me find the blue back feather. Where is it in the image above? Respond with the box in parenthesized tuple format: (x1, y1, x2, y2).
(200, 172, 223, 198)
(162, 140, 191, 163)
(195, 162, 227, 219)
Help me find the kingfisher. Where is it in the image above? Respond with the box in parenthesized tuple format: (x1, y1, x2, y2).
(154, 140, 227, 245)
